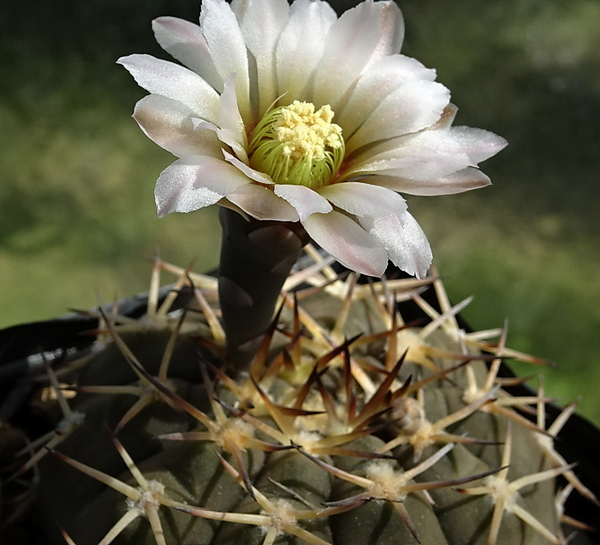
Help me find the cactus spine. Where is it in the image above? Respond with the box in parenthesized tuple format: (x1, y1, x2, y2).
(2, 248, 595, 545)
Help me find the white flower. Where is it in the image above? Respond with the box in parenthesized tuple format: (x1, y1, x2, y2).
(118, 0, 506, 278)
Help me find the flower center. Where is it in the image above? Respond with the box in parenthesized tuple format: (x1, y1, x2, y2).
(248, 100, 344, 189)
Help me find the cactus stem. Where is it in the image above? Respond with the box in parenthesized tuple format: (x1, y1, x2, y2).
(22, 248, 598, 544)
(51, 441, 168, 545)
(85, 307, 184, 432)
(378, 384, 501, 460)
(301, 441, 505, 542)
(533, 380, 600, 505)
(9, 362, 84, 482)
(216, 454, 335, 545)
(50, 447, 140, 502)
(458, 424, 568, 545)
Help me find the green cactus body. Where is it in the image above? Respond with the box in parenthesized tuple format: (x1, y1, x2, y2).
(13, 252, 588, 545)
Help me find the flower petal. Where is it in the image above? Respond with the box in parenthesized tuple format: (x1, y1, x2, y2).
(337, 54, 436, 138)
(223, 150, 273, 184)
(117, 54, 220, 121)
(373, 125, 507, 167)
(276, 0, 337, 102)
(193, 119, 247, 162)
(359, 211, 432, 279)
(133, 94, 221, 158)
(218, 74, 248, 157)
(155, 155, 250, 217)
(365, 167, 492, 196)
(234, 0, 289, 116)
(303, 211, 388, 277)
(430, 104, 458, 130)
(313, 0, 400, 110)
(346, 79, 450, 153)
(273, 184, 332, 221)
(318, 182, 407, 218)
(346, 144, 472, 181)
(200, 0, 252, 122)
(192, 75, 248, 162)
(443, 126, 508, 164)
(347, 125, 507, 181)
(226, 184, 300, 222)
(372, 0, 405, 58)
(152, 16, 223, 91)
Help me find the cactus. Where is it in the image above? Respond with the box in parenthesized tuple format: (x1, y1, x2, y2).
(1, 248, 596, 545)
(1, 1, 597, 542)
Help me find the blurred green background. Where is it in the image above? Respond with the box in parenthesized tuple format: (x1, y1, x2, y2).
(1, 0, 599, 421)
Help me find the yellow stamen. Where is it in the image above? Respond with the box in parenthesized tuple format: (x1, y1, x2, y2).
(249, 100, 344, 189)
